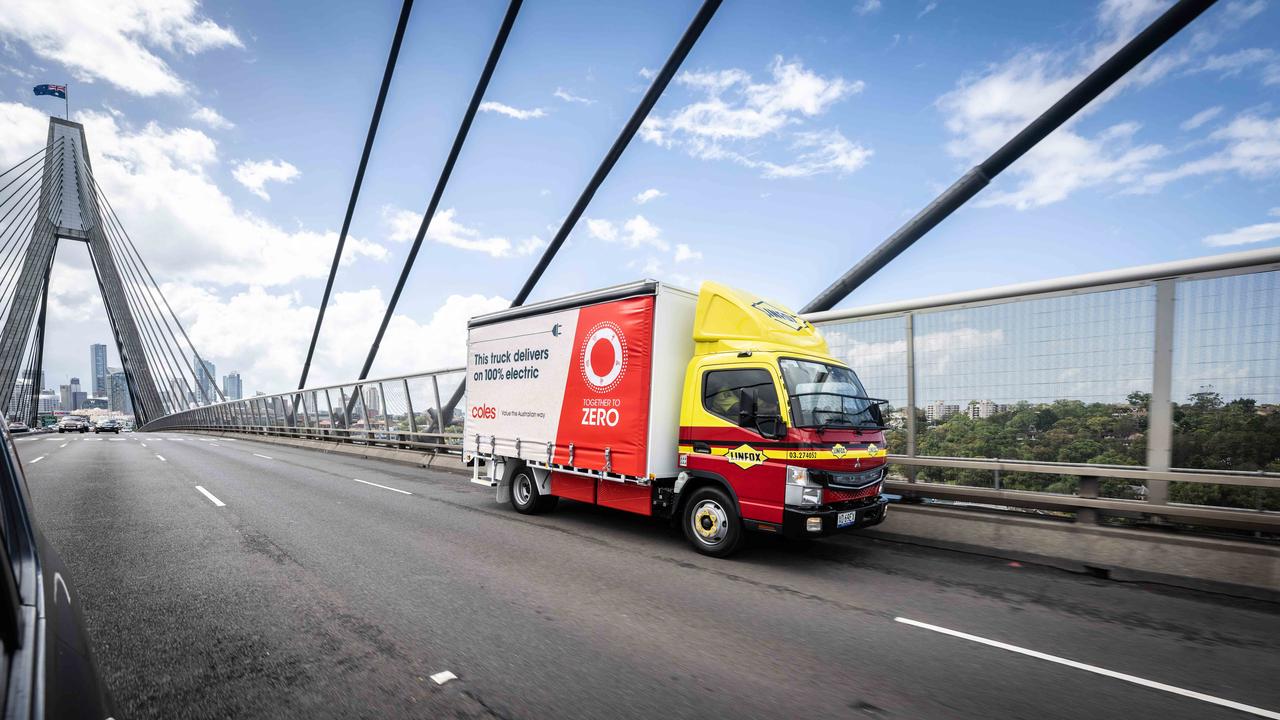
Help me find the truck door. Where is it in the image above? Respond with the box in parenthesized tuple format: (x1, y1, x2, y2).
(681, 365, 788, 524)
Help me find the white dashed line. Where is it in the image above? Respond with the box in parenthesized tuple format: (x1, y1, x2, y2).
(893, 617, 1280, 719)
(194, 486, 225, 507)
(140, 443, 147, 448)
(210, 443, 220, 447)
(429, 671, 457, 685)
(28, 456, 44, 464)
(85, 437, 102, 442)
(59, 443, 68, 448)
(147, 438, 162, 441)
(44, 438, 61, 442)
(155, 455, 166, 462)
(252, 453, 273, 460)
(352, 478, 412, 495)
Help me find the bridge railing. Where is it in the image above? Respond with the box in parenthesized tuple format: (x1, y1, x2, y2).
(808, 247, 1280, 534)
(143, 367, 468, 455)
(146, 248, 1280, 535)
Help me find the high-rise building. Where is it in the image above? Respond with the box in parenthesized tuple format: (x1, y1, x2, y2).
(109, 370, 133, 415)
(37, 389, 59, 414)
(59, 384, 72, 411)
(197, 359, 216, 403)
(90, 344, 108, 397)
(223, 371, 243, 400)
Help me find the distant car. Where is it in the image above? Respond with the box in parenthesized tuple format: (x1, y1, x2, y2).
(57, 418, 88, 434)
(6, 422, 29, 434)
(0, 426, 116, 716)
(94, 420, 121, 434)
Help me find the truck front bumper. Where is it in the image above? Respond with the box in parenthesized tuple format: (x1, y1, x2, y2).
(780, 495, 890, 538)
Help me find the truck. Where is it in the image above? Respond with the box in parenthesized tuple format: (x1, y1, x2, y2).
(464, 280, 890, 556)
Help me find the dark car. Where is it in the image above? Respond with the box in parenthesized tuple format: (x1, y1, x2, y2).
(93, 421, 120, 435)
(0, 426, 114, 717)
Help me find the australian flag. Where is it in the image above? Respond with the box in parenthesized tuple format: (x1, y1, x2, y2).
(34, 84, 67, 99)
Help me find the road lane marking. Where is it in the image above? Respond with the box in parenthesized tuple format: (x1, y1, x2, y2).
(155, 455, 166, 462)
(140, 443, 147, 448)
(252, 453, 273, 460)
(28, 456, 44, 464)
(44, 438, 61, 442)
(429, 671, 457, 685)
(195, 486, 225, 507)
(210, 443, 220, 447)
(85, 437, 102, 442)
(59, 443, 68, 448)
(147, 438, 162, 440)
(353, 478, 412, 495)
(893, 617, 1280, 719)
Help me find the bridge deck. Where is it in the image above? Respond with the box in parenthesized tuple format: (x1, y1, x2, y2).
(17, 432, 1280, 719)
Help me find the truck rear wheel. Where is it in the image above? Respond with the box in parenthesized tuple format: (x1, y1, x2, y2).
(510, 468, 557, 514)
(682, 486, 742, 557)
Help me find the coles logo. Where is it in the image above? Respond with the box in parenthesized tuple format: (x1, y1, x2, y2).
(470, 404, 497, 420)
(579, 321, 628, 393)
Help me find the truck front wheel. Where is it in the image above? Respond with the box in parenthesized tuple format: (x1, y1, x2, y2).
(682, 486, 742, 557)
(510, 468, 557, 515)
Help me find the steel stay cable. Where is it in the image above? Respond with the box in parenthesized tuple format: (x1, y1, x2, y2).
(93, 184, 201, 412)
(298, 0, 415, 390)
(21, 240, 56, 424)
(0, 138, 62, 201)
(351, 0, 523, 385)
(0, 139, 60, 183)
(87, 169, 225, 403)
(0, 158, 63, 323)
(0, 159, 64, 379)
(90, 179, 205, 408)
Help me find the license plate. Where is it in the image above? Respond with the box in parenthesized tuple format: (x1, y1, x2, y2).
(837, 510, 857, 528)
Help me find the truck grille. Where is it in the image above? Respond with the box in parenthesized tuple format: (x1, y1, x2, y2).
(824, 481, 882, 504)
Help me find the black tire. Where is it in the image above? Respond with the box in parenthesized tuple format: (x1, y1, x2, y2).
(510, 468, 557, 515)
(682, 486, 743, 557)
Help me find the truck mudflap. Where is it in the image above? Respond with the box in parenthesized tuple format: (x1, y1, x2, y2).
(775, 496, 890, 538)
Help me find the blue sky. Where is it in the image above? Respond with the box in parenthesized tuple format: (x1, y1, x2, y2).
(0, 0, 1277, 397)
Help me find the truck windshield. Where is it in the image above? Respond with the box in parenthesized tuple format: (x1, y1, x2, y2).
(779, 358, 877, 429)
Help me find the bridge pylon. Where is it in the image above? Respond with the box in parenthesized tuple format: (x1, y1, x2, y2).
(0, 118, 167, 426)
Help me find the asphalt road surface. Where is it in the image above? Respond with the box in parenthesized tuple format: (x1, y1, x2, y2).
(15, 432, 1280, 720)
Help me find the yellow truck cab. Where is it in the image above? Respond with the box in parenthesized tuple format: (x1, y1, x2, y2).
(465, 279, 889, 557)
(675, 283, 889, 555)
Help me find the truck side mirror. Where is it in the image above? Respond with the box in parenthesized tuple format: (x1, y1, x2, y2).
(754, 413, 786, 440)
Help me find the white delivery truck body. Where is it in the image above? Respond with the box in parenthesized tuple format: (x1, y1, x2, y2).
(464, 281, 697, 509)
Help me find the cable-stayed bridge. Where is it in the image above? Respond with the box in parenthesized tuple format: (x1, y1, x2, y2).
(0, 1, 1277, 718)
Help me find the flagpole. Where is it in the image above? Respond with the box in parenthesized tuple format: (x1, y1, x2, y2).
(64, 84, 68, 119)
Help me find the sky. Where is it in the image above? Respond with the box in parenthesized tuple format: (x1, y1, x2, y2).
(0, 0, 1276, 399)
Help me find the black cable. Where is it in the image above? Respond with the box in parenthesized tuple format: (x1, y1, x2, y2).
(352, 0, 524, 383)
(94, 183, 202, 412)
(298, 0, 415, 390)
(0, 139, 58, 182)
(0, 158, 63, 383)
(0, 138, 61, 198)
(88, 170, 225, 403)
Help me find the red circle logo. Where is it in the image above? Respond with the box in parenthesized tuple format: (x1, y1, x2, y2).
(580, 321, 627, 393)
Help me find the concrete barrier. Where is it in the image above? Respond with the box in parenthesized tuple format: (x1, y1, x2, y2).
(865, 504, 1279, 600)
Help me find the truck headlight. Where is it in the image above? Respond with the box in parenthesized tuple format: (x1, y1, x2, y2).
(785, 465, 822, 507)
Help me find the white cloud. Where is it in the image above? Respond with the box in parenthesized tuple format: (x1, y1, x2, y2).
(633, 188, 665, 204)
(45, 105, 386, 287)
(167, 284, 508, 393)
(232, 158, 299, 200)
(641, 56, 867, 179)
(674, 243, 702, 262)
(855, 0, 882, 15)
(938, 47, 1164, 209)
(1136, 113, 1280, 191)
(638, 67, 656, 80)
(0, 0, 242, 96)
(191, 106, 233, 129)
(553, 87, 594, 105)
(1180, 105, 1223, 131)
(585, 214, 669, 251)
(479, 101, 546, 120)
(1193, 47, 1279, 84)
(1202, 221, 1280, 247)
(382, 205, 540, 258)
(918, 1, 938, 18)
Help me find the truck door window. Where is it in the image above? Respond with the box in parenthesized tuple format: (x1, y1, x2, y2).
(702, 369, 780, 430)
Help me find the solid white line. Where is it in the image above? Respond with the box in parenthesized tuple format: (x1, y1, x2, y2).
(352, 478, 412, 495)
(28, 456, 44, 464)
(429, 670, 456, 685)
(155, 455, 166, 462)
(252, 453, 272, 460)
(195, 485, 225, 507)
(894, 617, 1280, 719)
